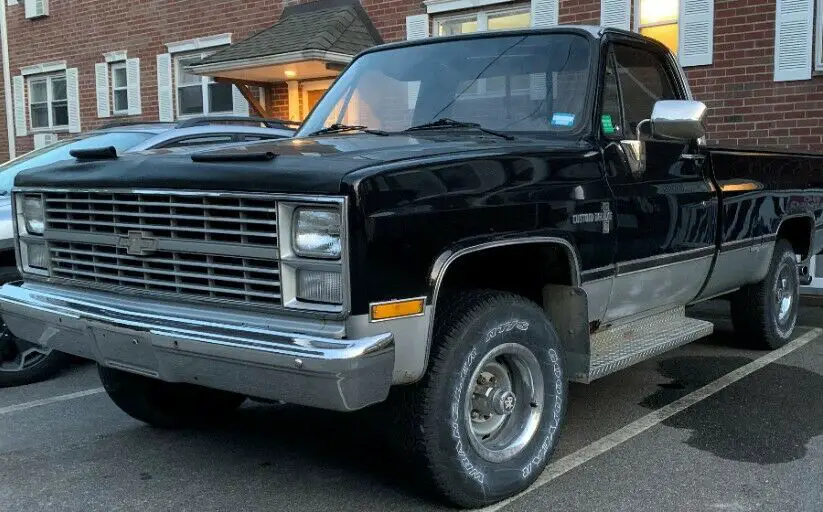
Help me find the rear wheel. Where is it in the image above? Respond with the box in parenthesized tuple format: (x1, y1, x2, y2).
(731, 239, 799, 349)
(98, 365, 246, 429)
(397, 291, 567, 508)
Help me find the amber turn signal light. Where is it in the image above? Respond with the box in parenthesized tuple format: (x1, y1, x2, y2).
(370, 298, 425, 321)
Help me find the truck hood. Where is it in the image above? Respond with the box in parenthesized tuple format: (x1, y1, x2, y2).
(13, 133, 589, 194)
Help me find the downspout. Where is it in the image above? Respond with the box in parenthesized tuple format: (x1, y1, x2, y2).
(0, 0, 14, 159)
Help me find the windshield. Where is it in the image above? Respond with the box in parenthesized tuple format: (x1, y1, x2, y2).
(297, 33, 593, 137)
(0, 131, 155, 195)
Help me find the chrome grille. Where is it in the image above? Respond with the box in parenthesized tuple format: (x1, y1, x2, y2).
(42, 192, 281, 307)
(44, 192, 278, 245)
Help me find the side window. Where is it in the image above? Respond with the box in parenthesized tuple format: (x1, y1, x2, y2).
(612, 44, 679, 138)
(600, 52, 624, 139)
(160, 134, 235, 148)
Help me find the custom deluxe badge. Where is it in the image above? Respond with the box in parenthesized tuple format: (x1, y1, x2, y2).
(571, 202, 613, 233)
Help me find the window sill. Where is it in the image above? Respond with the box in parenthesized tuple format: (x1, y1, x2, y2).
(175, 110, 234, 120)
(424, 0, 513, 14)
(30, 126, 68, 134)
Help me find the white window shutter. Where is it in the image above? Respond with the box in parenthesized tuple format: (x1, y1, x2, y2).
(232, 85, 249, 116)
(600, 0, 630, 30)
(531, 0, 558, 27)
(774, 0, 813, 81)
(679, 0, 714, 67)
(66, 68, 81, 133)
(12, 75, 26, 137)
(406, 15, 429, 111)
(95, 63, 110, 118)
(126, 58, 142, 115)
(156, 53, 174, 121)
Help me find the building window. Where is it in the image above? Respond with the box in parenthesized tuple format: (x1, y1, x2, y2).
(28, 73, 67, 130)
(636, 0, 679, 54)
(434, 8, 532, 98)
(175, 52, 233, 117)
(110, 62, 128, 114)
(434, 7, 531, 35)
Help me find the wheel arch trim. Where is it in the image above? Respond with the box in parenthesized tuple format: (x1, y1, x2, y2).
(416, 236, 582, 380)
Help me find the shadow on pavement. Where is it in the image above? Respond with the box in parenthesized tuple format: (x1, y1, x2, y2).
(641, 354, 823, 464)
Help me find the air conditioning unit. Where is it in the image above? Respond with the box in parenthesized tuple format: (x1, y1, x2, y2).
(24, 0, 48, 19)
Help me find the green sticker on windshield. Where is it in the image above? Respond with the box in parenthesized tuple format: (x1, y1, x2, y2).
(601, 114, 616, 134)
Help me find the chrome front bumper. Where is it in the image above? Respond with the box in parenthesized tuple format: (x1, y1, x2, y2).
(0, 283, 394, 411)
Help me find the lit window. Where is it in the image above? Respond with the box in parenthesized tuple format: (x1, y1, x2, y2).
(110, 62, 128, 114)
(637, 0, 679, 54)
(435, 8, 530, 35)
(435, 9, 532, 98)
(175, 51, 233, 117)
(28, 74, 67, 130)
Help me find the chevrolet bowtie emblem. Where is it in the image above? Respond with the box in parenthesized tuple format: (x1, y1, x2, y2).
(118, 230, 158, 256)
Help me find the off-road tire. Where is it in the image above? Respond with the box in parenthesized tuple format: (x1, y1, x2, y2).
(395, 290, 567, 508)
(98, 365, 246, 429)
(731, 239, 800, 349)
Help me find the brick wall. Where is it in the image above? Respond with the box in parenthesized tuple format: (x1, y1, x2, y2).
(687, 1, 823, 151)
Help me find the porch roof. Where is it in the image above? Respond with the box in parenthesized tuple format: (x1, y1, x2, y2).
(187, 0, 383, 82)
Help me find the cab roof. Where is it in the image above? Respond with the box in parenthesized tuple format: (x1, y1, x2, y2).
(356, 25, 668, 58)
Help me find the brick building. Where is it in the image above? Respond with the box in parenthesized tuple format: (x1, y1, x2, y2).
(0, 0, 821, 161)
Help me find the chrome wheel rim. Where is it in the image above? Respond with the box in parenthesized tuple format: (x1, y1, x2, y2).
(774, 262, 797, 325)
(0, 318, 51, 372)
(464, 343, 544, 463)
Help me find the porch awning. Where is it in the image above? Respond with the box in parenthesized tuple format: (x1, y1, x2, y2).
(186, 0, 383, 83)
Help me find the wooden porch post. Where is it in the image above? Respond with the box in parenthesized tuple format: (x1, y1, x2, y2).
(215, 78, 268, 119)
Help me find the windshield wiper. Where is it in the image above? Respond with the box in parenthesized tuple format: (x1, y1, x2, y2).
(307, 124, 389, 136)
(403, 118, 514, 140)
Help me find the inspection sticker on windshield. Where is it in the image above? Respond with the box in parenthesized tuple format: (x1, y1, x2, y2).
(551, 113, 575, 127)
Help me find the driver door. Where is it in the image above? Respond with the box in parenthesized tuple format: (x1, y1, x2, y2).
(600, 41, 717, 323)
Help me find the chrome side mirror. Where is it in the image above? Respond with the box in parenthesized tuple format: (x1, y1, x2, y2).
(648, 100, 707, 141)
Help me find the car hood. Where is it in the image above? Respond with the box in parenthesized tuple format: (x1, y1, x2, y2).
(13, 133, 589, 195)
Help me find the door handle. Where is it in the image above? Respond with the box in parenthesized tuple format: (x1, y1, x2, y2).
(680, 153, 705, 162)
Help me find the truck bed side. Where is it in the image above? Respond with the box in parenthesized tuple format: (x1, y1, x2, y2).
(696, 147, 823, 300)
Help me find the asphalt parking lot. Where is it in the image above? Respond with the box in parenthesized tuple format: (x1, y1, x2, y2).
(1, 300, 823, 512)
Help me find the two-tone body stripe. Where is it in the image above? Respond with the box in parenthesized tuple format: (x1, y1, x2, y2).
(581, 236, 774, 284)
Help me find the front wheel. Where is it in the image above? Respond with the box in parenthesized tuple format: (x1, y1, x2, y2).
(731, 239, 800, 349)
(403, 291, 567, 508)
(98, 366, 247, 429)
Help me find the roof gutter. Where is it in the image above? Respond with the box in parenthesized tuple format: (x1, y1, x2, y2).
(187, 50, 354, 76)
(0, 1, 14, 159)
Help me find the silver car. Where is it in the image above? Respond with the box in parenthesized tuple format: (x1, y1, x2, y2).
(0, 116, 296, 386)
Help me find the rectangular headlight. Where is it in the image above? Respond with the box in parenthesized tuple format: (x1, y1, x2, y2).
(293, 208, 341, 259)
(20, 194, 45, 235)
(296, 269, 342, 304)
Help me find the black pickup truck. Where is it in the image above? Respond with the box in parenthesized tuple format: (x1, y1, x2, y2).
(1, 26, 822, 507)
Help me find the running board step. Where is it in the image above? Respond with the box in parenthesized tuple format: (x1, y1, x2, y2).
(572, 307, 714, 383)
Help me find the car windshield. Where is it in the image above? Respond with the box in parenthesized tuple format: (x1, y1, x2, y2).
(297, 33, 592, 138)
(0, 131, 155, 195)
